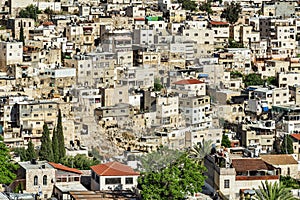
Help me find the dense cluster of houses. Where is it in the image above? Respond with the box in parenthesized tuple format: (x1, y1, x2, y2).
(0, 0, 300, 199)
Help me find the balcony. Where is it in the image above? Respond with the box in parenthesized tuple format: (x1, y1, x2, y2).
(84, 40, 93, 45)
(83, 27, 93, 35)
(236, 175, 279, 181)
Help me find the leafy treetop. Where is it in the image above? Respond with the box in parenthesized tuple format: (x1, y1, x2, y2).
(138, 154, 206, 199)
(0, 136, 18, 185)
(178, 0, 197, 11)
(243, 73, 264, 87)
(221, 133, 231, 148)
(221, 2, 242, 24)
(18, 5, 41, 21)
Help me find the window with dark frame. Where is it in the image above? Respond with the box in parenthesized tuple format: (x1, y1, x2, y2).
(224, 179, 230, 188)
(125, 177, 133, 184)
(105, 178, 121, 185)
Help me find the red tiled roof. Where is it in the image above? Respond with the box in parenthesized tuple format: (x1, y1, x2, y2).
(48, 162, 82, 174)
(91, 161, 140, 176)
(291, 134, 300, 141)
(210, 21, 229, 25)
(43, 21, 54, 26)
(173, 79, 204, 85)
(134, 17, 145, 21)
(231, 158, 272, 172)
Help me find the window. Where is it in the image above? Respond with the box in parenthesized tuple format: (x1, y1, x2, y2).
(105, 178, 121, 185)
(43, 175, 47, 185)
(34, 176, 38, 186)
(125, 177, 133, 184)
(224, 179, 230, 188)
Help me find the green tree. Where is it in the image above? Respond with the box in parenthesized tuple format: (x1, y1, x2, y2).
(254, 180, 295, 200)
(230, 70, 243, 79)
(154, 78, 163, 91)
(19, 21, 25, 45)
(57, 109, 66, 161)
(178, 0, 197, 11)
(137, 146, 183, 173)
(52, 128, 59, 163)
(138, 154, 206, 199)
(243, 73, 264, 87)
(39, 123, 53, 161)
(26, 139, 36, 161)
(266, 76, 277, 86)
(199, 2, 213, 17)
(280, 134, 294, 154)
(60, 154, 100, 170)
(44, 7, 54, 20)
(14, 147, 27, 161)
(221, 2, 242, 24)
(280, 176, 300, 189)
(0, 136, 18, 185)
(189, 139, 213, 165)
(44, 7, 54, 15)
(18, 5, 41, 21)
(221, 133, 231, 148)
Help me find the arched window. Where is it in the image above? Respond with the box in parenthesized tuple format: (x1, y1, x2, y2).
(238, 107, 243, 112)
(287, 167, 290, 176)
(43, 175, 47, 185)
(232, 107, 237, 112)
(34, 176, 38, 186)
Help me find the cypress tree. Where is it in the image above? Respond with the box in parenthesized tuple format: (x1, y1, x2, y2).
(39, 123, 53, 161)
(19, 20, 25, 45)
(52, 128, 59, 163)
(280, 134, 294, 154)
(57, 109, 66, 160)
(26, 139, 36, 161)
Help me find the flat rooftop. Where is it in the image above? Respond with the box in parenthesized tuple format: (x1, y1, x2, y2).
(18, 161, 53, 170)
(55, 183, 88, 193)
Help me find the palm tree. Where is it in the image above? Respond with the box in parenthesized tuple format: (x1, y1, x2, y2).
(189, 139, 213, 165)
(254, 180, 295, 200)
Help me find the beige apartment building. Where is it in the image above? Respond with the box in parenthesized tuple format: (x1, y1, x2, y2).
(240, 120, 276, 153)
(100, 85, 129, 107)
(17, 100, 59, 146)
(278, 72, 300, 87)
(216, 104, 246, 123)
(208, 21, 230, 47)
(65, 53, 115, 88)
(179, 95, 212, 131)
(7, 18, 35, 41)
(205, 155, 279, 200)
(0, 41, 23, 70)
(261, 60, 289, 78)
(156, 94, 181, 127)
